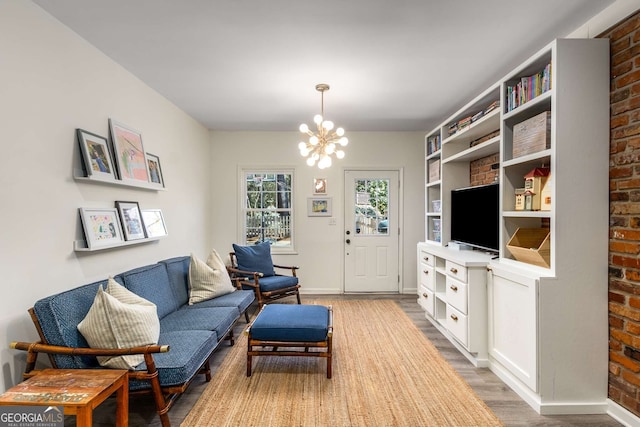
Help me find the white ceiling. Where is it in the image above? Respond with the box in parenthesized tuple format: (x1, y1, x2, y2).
(33, 0, 614, 132)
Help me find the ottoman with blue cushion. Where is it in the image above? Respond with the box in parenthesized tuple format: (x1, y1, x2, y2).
(246, 304, 333, 378)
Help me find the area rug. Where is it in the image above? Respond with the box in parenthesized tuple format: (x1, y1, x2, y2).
(181, 300, 503, 426)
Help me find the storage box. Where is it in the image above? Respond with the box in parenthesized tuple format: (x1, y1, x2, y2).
(506, 228, 551, 268)
(428, 159, 440, 183)
(513, 111, 551, 158)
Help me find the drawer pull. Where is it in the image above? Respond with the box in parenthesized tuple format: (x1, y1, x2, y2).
(450, 267, 458, 274)
(450, 314, 458, 321)
(450, 285, 458, 292)
(423, 270, 429, 275)
(423, 256, 429, 262)
(422, 293, 428, 298)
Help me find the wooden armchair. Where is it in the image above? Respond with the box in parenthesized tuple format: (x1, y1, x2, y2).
(227, 242, 301, 307)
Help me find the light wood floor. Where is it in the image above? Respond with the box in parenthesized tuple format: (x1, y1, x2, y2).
(82, 294, 622, 426)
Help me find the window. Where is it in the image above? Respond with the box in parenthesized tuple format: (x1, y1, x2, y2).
(240, 169, 294, 251)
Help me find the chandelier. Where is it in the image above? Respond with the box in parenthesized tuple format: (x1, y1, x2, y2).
(298, 83, 348, 169)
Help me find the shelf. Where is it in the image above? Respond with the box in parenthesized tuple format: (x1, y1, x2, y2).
(443, 135, 500, 164)
(74, 236, 164, 252)
(502, 149, 551, 168)
(426, 212, 441, 217)
(502, 210, 551, 218)
(426, 180, 441, 188)
(503, 91, 552, 122)
(74, 169, 165, 191)
(426, 151, 441, 160)
(442, 108, 500, 147)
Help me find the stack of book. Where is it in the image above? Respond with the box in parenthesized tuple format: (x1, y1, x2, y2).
(484, 99, 500, 115)
(505, 62, 552, 112)
(457, 115, 472, 132)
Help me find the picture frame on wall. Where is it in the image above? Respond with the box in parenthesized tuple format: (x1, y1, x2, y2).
(313, 178, 327, 194)
(115, 201, 146, 241)
(79, 207, 124, 249)
(307, 197, 332, 217)
(141, 209, 168, 237)
(76, 129, 117, 181)
(108, 119, 149, 184)
(145, 153, 165, 187)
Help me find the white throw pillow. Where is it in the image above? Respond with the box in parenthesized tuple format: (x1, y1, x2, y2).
(188, 249, 236, 304)
(78, 277, 160, 369)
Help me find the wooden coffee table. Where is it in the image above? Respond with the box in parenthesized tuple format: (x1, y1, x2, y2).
(0, 368, 128, 426)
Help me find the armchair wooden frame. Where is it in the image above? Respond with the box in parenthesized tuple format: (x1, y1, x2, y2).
(227, 252, 301, 307)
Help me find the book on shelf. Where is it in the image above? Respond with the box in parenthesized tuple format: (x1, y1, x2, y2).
(427, 134, 441, 155)
(505, 62, 552, 112)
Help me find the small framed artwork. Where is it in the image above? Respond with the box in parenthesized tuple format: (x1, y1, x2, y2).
(145, 153, 164, 187)
(141, 209, 168, 238)
(77, 129, 116, 181)
(115, 201, 147, 241)
(108, 119, 149, 184)
(79, 208, 124, 249)
(307, 197, 332, 217)
(313, 178, 327, 194)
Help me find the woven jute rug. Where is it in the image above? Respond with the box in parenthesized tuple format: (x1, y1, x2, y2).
(181, 299, 503, 426)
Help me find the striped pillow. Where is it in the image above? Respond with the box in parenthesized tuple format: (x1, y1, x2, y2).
(188, 249, 236, 305)
(77, 277, 160, 369)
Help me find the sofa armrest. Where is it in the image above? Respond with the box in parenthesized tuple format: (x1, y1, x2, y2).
(11, 341, 169, 357)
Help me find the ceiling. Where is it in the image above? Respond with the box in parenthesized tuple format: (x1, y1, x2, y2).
(33, 0, 614, 132)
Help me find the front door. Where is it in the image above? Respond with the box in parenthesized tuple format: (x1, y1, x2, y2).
(344, 170, 400, 292)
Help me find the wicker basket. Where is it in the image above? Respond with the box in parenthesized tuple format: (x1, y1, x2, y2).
(506, 228, 551, 268)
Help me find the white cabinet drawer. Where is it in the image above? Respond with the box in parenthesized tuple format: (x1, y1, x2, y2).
(418, 285, 435, 317)
(445, 260, 467, 283)
(446, 277, 468, 314)
(419, 250, 435, 267)
(420, 264, 435, 291)
(446, 304, 468, 347)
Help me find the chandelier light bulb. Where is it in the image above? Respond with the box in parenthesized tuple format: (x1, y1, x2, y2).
(298, 83, 347, 169)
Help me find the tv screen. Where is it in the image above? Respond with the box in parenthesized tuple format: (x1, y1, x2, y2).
(450, 183, 499, 252)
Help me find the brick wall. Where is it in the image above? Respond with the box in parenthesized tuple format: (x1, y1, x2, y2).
(470, 153, 499, 186)
(601, 10, 640, 417)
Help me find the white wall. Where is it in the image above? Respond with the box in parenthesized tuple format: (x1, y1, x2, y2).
(209, 131, 425, 294)
(0, 2, 211, 391)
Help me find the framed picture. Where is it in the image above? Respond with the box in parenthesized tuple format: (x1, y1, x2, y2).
(141, 209, 168, 237)
(145, 153, 164, 187)
(77, 129, 116, 181)
(307, 197, 332, 217)
(108, 119, 149, 184)
(115, 201, 147, 240)
(313, 178, 327, 194)
(79, 208, 124, 249)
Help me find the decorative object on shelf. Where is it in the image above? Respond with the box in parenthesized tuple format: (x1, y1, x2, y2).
(298, 84, 348, 169)
(141, 209, 168, 238)
(506, 227, 551, 268)
(108, 119, 149, 184)
(313, 178, 327, 194)
(523, 167, 550, 211)
(145, 152, 165, 188)
(79, 207, 124, 249)
(512, 111, 551, 159)
(432, 199, 441, 213)
(428, 158, 440, 183)
(514, 188, 525, 210)
(307, 197, 332, 217)
(77, 129, 117, 181)
(115, 201, 146, 241)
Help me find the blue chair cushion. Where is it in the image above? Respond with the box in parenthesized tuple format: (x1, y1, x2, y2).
(250, 305, 329, 342)
(160, 306, 239, 339)
(116, 263, 178, 319)
(233, 242, 275, 277)
(158, 256, 190, 307)
(252, 275, 298, 293)
(186, 289, 255, 314)
(130, 330, 218, 390)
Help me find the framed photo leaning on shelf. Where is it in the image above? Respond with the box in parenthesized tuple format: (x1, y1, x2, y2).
(145, 153, 165, 187)
(141, 209, 168, 238)
(77, 129, 117, 181)
(115, 201, 146, 241)
(108, 119, 149, 184)
(79, 207, 124, 249)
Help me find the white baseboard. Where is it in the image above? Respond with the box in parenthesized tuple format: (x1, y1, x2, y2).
(608, 399, 640, 427)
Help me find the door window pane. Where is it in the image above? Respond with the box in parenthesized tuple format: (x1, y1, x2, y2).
(354, 178, 389, 235)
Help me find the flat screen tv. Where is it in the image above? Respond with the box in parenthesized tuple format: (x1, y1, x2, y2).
(450, 183, 499, 252)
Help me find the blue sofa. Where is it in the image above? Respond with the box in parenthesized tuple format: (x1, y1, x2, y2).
(11, 255, 255, 427)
